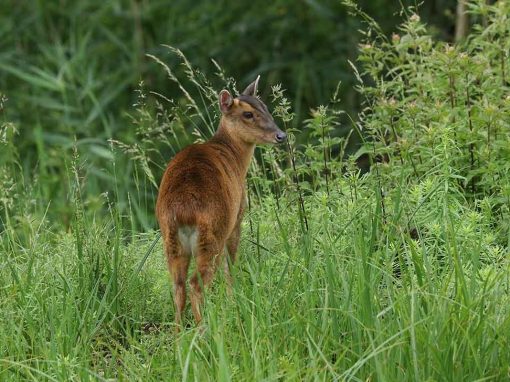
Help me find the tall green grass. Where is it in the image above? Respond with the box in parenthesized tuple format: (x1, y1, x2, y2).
(1, 1, 510, 380)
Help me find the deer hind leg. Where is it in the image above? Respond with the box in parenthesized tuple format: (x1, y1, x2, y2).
(164, 232, 190, 330)
(189, 229, 223, 324)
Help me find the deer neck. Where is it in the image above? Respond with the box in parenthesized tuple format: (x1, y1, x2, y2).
(212, 118, 255, 179)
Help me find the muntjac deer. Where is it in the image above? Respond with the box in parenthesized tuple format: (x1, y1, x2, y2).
(156, 76, 286, 328)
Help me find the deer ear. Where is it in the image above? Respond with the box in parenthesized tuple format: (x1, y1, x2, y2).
(242, 75, 260, 96)
(219, 90, 233, 113)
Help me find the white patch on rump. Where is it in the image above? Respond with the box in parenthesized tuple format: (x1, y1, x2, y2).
(177, 225, 198, 255)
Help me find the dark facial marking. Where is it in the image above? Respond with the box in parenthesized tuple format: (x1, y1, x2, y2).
(238, 95, 269, 115)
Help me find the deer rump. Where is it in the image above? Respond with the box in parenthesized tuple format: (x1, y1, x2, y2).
(157, 142, 243, 256)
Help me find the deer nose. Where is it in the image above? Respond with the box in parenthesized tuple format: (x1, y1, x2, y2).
(275, 131, 287, 143)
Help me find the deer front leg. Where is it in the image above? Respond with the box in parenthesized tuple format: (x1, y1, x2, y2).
(226, 221, 241, 265)
(223, 226, 240, 295)
(224, 200, 245, 291)
(227, 194, 246, 265)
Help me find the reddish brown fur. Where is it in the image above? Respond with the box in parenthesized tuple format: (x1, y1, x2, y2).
(156, 77, 286, 328)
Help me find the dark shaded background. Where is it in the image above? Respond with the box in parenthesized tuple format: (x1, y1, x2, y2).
(0, 0, 457, 227)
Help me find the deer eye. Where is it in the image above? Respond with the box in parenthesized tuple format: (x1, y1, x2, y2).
(242, 111, 253, 119)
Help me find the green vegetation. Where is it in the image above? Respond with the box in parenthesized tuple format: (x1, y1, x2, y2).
(1, 1, 509, 380)
(0, 0, 457, 227)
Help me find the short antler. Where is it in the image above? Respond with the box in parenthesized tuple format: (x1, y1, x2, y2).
(241, 75, 260, 97)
